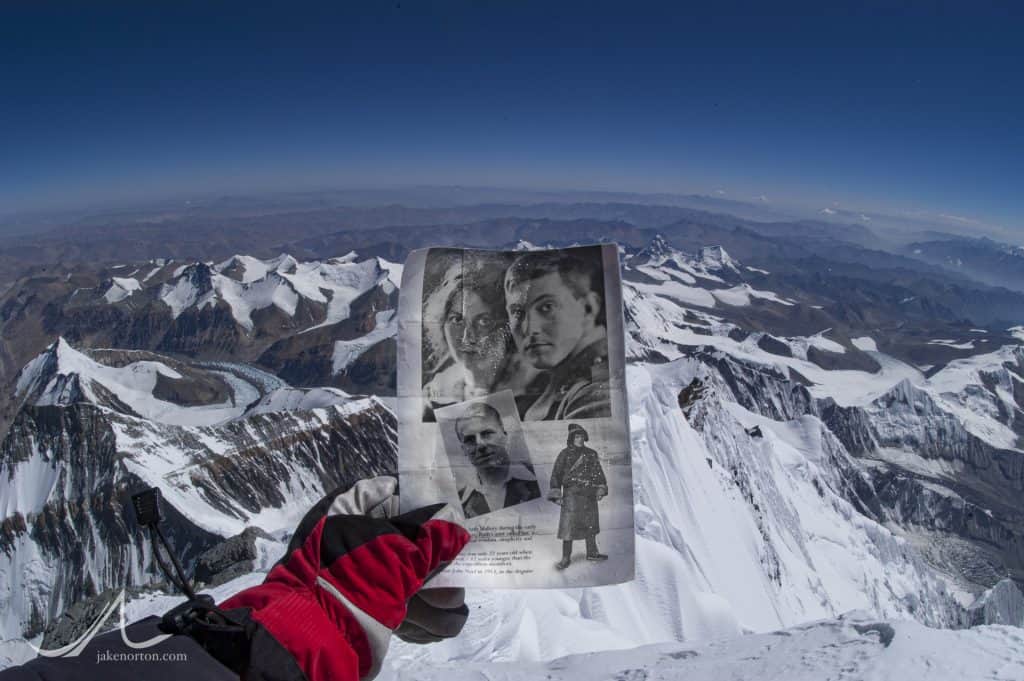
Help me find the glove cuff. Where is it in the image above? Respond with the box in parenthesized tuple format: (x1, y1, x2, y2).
(222, 582, 379, 681)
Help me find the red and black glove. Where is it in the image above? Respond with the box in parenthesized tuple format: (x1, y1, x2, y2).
(176, 477, 470, 681)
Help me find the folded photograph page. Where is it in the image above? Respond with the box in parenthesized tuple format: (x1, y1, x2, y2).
(397, 244, 634, 588)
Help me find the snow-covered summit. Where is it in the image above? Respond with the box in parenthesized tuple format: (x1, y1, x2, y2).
(628, 238, 742, 288)
(158, 262, 217, 317)
(698, 245, 739, 272)
(14, 338, 259, 427)
(637, 233, 673, 260)
(114, 252, 402, 335)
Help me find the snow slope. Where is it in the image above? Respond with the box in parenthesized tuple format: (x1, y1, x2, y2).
(333, 310, 398, 373)
(0, 390, 396, 641)
(242, 386, 352, 416)
(382, 614, 1024, 681)
(625, 252, 1024, 457)
(304, 360, 961, 670)
(15, 338, 253, 427)
(103, 277, 141, 304)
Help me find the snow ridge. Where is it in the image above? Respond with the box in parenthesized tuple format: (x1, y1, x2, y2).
(147, 253, 399, 334)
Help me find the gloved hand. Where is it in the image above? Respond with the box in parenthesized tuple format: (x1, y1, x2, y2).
(296, 476, 470, 645)
(182, 476, 470, 681)
(547, 488, 563, 505)
(395, 587, 468, 643)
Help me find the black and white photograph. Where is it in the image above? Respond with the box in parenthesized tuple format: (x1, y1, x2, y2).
(549, 422, 610, 569)
(397, 243, 633, 589)
(433, 392, 541, 520)
(419, 245, 616, 422)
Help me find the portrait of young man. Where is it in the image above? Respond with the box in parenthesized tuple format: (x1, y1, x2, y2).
(503, 247, 612, 421)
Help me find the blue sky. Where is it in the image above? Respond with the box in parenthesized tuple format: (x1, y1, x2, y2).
(2, 1, 1022, 231)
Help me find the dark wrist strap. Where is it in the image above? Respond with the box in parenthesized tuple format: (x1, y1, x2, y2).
(160, 598, 254, 676)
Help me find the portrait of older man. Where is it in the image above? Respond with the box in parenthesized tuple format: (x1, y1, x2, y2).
(504, 248, 611, 421)
(452, 401, 541, 518)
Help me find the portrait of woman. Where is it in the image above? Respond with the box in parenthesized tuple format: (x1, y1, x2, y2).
(421, 250, 538, 419)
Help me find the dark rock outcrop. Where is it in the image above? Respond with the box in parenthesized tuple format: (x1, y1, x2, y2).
(193, 527, 276, 588)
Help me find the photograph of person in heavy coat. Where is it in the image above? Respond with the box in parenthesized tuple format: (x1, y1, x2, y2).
(548, 422, 609, 569)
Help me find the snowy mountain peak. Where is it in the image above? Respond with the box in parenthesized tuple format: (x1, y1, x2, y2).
(213, 255, 258, 282)
(180, 261, 215, 288)
(631, 239, 744, 286)
(14, 337, 73, 400)
(142, 252, 399, 334)
(159, 262, 216, 318)
(884, 377, 921, 403)
(698, 245, 738, 271)
(644, 234, 672, 258)
(266, 253, 298, 274)
(51, 336, 73, 357)
(12, 340, 275, 427)
(635, 234, 685, 264)
(372, 256, 403, 289)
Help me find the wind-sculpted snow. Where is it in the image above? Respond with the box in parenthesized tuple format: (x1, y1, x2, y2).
(332, 360, 962, 672)
(623, 239, 1024, 589)
(241, 385, 352, 416)
(381, 613, 1024, 681)
(630, 361, 961, 628)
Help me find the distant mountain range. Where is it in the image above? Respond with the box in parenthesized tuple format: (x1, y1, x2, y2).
(1, 201, 1023, 670)
(903, 236, 1024, 293)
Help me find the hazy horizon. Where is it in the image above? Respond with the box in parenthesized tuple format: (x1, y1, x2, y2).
(3, 2, 1022, 236)
(3, 182, 1023, 248)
